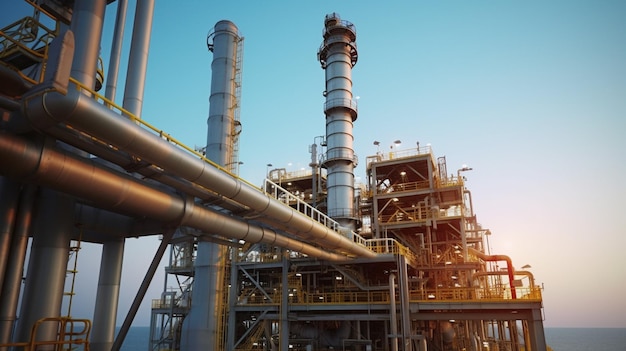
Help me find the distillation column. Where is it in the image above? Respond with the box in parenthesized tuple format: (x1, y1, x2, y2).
(318, 13, 359, 229)
(180, 20, 242, 351)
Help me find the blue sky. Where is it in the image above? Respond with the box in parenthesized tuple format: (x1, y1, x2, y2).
(4, 0, 626, 329)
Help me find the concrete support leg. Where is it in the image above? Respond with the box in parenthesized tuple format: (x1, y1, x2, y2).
(91, 238, 125, 351)
(15, 188, 73, 344)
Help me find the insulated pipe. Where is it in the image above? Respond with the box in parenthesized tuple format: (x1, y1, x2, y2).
(0, 184, 35, 346)
(0, 132, 351, 261)
(318, 13, 358, 229)
(69, 0, 106, 90)
(0, 177, 20, 295)
(21, 88, 375, 258)
(104, 0, 128, 101)
(122, 0, 154, 117)
(469, 248, 517, 299)
(91, 239, 124, 351)
(15, 188, 73, 344)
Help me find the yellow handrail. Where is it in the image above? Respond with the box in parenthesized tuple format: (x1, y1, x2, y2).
(68, 77, 262, 192)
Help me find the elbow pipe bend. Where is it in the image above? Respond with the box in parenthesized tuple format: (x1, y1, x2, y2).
(469, 248, 517, 299)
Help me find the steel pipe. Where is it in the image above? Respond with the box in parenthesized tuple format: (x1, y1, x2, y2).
(21, 86, 375, 258)
(0, 132, 353, 261)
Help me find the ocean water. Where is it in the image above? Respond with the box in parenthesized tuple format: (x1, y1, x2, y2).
(118, 326, 626, 350)
(118, 326, 150, 351)
(545, 328, 626, 351)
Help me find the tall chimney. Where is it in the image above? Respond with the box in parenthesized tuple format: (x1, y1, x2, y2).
(180, 20, 242, 350)
(318, 13, 358, 229)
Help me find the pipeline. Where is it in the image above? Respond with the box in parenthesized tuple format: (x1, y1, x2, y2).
(468, 247, 517, 299)
(0, 132, 357, 261)
(19, 83, 375, 259)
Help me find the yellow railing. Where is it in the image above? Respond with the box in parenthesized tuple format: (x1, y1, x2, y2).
(237, 286, 542, 306)
(0, 1, 60, 85)
(0, 317, 91, 350)
(67, 77, 261, 192)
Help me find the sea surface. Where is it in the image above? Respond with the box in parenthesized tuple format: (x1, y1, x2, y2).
(118, 326, 626, 350)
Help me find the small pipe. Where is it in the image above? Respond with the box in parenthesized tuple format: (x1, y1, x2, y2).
(389, 273, 398, 351)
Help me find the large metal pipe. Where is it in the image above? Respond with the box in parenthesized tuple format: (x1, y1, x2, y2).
(69, 0, 106, 90)
(0, 177, 20, 296)
(469, 248, 517, 299)
(318, 13, 358, 229)
(21, 87, 375, 258)
(91, 239, 125, 351)
(122, 0, 154, 117)
(0, 132, 353, 261)
(15, 188, 73, 344)
(0, 184, 35, 346)
(104, 0, 128, 102)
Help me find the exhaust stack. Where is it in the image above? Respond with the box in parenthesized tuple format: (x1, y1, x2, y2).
(318, 13, 358, 229)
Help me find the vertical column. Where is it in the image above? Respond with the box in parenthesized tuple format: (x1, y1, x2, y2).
(15, 188, 73, 344)
(181, 20, 242, 350)
(70, 0, 107, 90)
(0, 177, 20, 295)
(122, 0, 155, 117)
(0, 184, 35, 345)
(528, 308, 548, 351)
(318, 13, 359, 229)
(91, 239, 125, 351)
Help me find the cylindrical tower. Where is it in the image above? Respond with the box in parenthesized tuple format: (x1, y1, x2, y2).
(318, 13, 358, 229)
(181, 20, 243, 351)
(205, 20, 243, 171)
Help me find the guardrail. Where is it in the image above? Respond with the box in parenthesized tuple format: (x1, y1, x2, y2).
(237, 286, 542, 306)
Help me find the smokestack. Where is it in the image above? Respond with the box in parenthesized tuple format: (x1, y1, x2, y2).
(318, 13, 358, 229)
(181, 20, 243, 350)
(205, 20, 243, 172)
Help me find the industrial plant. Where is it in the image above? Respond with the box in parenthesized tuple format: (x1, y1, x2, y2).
(0, 1, 547, 350)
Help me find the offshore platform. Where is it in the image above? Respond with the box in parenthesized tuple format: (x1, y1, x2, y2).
(0, 1, 547, 350)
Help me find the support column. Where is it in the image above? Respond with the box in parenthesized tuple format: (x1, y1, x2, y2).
(0, 177, 20, 296)
(91, 238, 125, 351)
(15, 188, 73, 344)
(528, 308, 547, 351)
(280, 250, 290, 351)
(0, 184, 35, 346)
